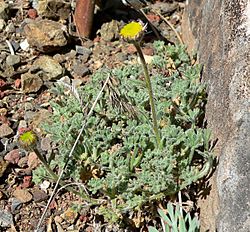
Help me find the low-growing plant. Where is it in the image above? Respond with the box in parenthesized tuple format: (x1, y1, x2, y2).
(148, 202, 200, 232)
(33, 36, 213, 228)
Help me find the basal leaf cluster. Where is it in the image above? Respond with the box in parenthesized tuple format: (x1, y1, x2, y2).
(38, 41, 213, 225)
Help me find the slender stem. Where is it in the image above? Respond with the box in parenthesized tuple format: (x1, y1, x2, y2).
(133, 41, 161, 146)
(33, 148, 59, 180)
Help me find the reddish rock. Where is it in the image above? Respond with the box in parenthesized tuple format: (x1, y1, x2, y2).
(4, 149, 20, 164)
(126, 44, 137, 54)
(27, 8, 37, 19)
(14, 79, 21, 88)
(142, 47, 154, 56)
(0, 123, 13, 138)
(13, 189, 33, 203)
(27, 152, 40, 170)
(146, 14, 160, 23)
(21, 72, 43, 93)
(21, 176, 33, 188)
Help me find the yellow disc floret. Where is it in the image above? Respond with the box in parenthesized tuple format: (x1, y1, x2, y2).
(120, 21, 144, 41)
(18, 129, 38, 150)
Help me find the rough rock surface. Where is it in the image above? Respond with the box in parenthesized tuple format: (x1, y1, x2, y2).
(24, 19, 68, 52)
(182, 1, 250, 231)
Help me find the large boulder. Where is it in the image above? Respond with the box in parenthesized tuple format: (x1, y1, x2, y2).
(182, 1, 250, 232)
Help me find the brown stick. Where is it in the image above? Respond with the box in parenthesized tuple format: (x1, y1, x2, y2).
(74, 0, 95, 38)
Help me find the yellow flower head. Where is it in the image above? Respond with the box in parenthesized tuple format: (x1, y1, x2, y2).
(120, 21, 145, 42)
(18, 128, 38, 150)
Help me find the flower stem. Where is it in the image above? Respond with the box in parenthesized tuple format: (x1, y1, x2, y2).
(33, 148, 59, 180)
(133, 41, 161, 146)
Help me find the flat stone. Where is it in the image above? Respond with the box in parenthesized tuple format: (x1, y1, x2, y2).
(6, 54, 21, 67)
(99, 20, 120, 42)
(0, 123, 13, 138)
(17, 156, 28, 168)
(61, 208, 78, 224)
(0, 210, 13, 227)
(40, 137, 52, 151)
(27, 151, 40, 170)
(0, 159, 9, 177)
(21, 72, 43, 93)
(0, 1, 9, 21)
(4, 149, 20, 164)
(13, 189, 33, 203)
(36, 0, 71, 20)
(24, 19, 68, 53)
(0, 18, 5, 31)
(30, 56, 64, 81)
(32, 188, 48, 202)
(11, 198, 22, 214)
(72, 63, 89, 77)
(75, 45, 92, 56)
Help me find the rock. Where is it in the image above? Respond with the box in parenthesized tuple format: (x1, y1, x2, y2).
(61, 208, 78, 224)
(72, 62, 89, 77)
(31, 109, 51, 131)
(0, 124, 13, 138)
(30, 56, 64, 81)
(5, 22, 15, 33)
(6, 54, 21, 67)
(183, 1, 250, 232)
(40, 180, 50, 191)
(75, 45, 92, 56)
(21, 176, 33, 188)
(21, 72, 43, 93)
(0, 1, 9, 21)
(32, 188, 48, 202)
(0, 159, 9, 177)
(11, 198, 22, 214)
(20, 39, 29, 51)
(36, 0, 71, 20)
(27, 151, 40, 169)
(24, 111, 37, 122)
(17, 156, 28, 168)
(99, 20, 120, 42)
(0, 210, 13, 227)
(24, 19, 68, 53)
(40, 137, 52, 151)
(151, 2, 178, 16)
(27, 8, 38, 19)
(13, 189, 33, 203)
(4, 149, 20, 164)
(0, 18, 5, 31)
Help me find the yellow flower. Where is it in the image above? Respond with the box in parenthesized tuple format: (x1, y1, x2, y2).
(120, 21, 145, 42)
(18, 129, 38, 150)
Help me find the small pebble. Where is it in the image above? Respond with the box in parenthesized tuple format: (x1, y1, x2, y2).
(0, 210, 14, 227)
(40, 137, 52, 151)
(17, 156, 28, 168)
(32, 189, 48, 202)
(20, 39, 29, 51)
(11, 198, 22, 213)
(27, 151, 40, 170)
(4, 149, 20, 164)
(6, 54, 20, 67)
(0, 124, 13, 138)
(28, 8, 37, 19)
(0, 19, 6, 32)
(61, 208, 78, 224)
(13, 189, 33, 203)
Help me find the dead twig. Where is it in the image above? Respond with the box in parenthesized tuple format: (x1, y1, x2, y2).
(152, 10, 184, 44)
